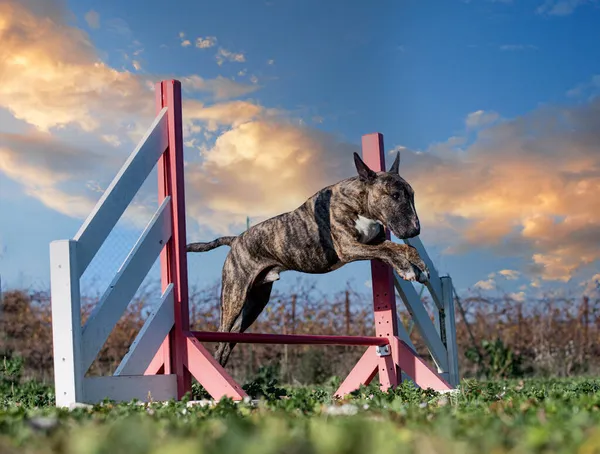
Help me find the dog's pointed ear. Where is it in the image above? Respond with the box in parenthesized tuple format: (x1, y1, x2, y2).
(353, 152, 377, 183)
(388, 151, 400, 174)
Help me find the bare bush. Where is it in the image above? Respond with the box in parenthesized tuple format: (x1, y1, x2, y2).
(2, 279, 600, 386)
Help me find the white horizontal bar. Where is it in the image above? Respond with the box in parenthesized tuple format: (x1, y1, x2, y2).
(115, 284, 175, 376)
(81, 197, 172, 373)
(75, 108, 169, 275)
(83, 374, 177, 403)
(403, 236, 444, 310)
(393, 272, 449, 372)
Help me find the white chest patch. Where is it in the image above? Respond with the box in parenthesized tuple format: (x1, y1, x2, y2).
(354, 215, 383, 243)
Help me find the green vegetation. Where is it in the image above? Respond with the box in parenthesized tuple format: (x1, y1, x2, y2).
(2, 356, 600, 454)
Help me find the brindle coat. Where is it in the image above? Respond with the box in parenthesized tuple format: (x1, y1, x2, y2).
(187, 151, 429, 366)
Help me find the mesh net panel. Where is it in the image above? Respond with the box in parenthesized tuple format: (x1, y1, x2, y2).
(79, 166, 163, 375)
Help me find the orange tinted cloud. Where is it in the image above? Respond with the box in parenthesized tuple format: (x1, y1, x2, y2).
(403, 101, 600, 282)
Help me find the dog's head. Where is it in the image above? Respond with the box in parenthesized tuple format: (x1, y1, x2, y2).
(353, 151, 420, 239)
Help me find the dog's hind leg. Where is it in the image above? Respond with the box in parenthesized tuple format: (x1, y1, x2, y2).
(214, 281, 274, 367)
(214, 269, 252, 367)
(240, 282, 274, 332)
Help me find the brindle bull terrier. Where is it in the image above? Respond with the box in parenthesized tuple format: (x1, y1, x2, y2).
(187, 151, 429, 367)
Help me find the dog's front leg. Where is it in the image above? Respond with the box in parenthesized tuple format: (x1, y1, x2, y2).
(338, 240, 429, 283)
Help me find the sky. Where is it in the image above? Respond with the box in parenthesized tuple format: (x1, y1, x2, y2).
(2, 0, 600, 304)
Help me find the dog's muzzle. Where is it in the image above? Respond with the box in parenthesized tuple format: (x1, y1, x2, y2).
(407, 219, 420, 238)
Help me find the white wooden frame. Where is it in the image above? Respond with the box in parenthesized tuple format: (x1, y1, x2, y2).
(50, 107, 178, 407)
(394, 237, 460, 387)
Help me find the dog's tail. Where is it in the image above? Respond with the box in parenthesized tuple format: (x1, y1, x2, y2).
(186, 236, 236, 253)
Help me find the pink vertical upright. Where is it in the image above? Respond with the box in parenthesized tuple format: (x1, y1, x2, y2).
(154, 80, 191, 398)
(146, 80, 248, 401)
(361, 133, 402, 388)
(335, 133, 401, 394)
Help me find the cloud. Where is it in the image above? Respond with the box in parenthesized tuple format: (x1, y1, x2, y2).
(497, 269, 520, 280)
(181, 75, 259, 100)
(183, 100, 271, 134)
(84, 10, 100, 29)
(0, 0, 264, 138)
(0, 0, 362, 243)
(184, 119, 358, 234)
(106, 18, 132, 37)
(508, 291, 526, 302)
(566, 74, 600, 98)
(465, 110, 500, 129)
(474, 279, 496, 290)
(179, 31, 191, 47)
(196, 36, 217, 49)
(216, 48, 246, 66)
(580, 273, 600, 295)
(0, 132, 110, 218)
(499, 44, 538, 51)
(0, 131, 154, 226)
(0, 0, 155, 134)
(536, 0, 592, 15)
(400, 97, 600, 283)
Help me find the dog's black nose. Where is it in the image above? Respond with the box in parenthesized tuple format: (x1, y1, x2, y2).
(406, 226, 420, 238)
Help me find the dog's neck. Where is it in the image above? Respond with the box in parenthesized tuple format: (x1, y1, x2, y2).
(338, 176, 377, 219)
(334, 177, 384, 244)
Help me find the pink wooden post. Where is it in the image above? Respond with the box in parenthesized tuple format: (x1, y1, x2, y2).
(361, 133, 401, 389)
(145, 80, 247, 401)
(155, 80, 191, 398)
(335, 133, 401, 395)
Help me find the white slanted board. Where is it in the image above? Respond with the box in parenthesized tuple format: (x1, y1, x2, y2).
(83, 375, 177, 403)
(81, 197, 172, 373)
(75, 108, 169, 275)
(404, 236, 444, 310)
(115, 284, 175, 376)
(441, 276, 460, 387)
(50, 240, 84, 408)
(393, 272, 449, 372)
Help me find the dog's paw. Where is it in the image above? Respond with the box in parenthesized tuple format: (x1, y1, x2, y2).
(398, 267, 418, 282)
(416, 267, 429, 284)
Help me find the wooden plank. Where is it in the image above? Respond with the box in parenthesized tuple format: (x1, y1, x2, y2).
(361, 132, 400, 388)
(403, 236, 444, 309)
(74, 108, 169, 275)
(441, 276, 460, 387)
(81, 197, 172, 372)
(50, 240, 84, 408)
(335, 346, 379, 397)
(156, 80, 192, 399)
(186, 336, 248, 401)
(390, 337, 453, 391)
(83, 375, 177, 403)
(114, 284, 175, 376)
(393, 272, 449, 372)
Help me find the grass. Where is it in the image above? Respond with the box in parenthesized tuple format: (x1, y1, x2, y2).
(3, 375, 600, 453)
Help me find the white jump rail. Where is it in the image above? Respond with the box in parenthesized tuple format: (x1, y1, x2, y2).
(49, 79, 460, 408)
(394, 236, 460, 387)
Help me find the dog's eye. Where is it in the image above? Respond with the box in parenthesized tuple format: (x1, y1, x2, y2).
(391, 192, 401, 200)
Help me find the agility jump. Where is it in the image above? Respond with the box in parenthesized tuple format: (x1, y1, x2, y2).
(49, 79, 459, 407)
